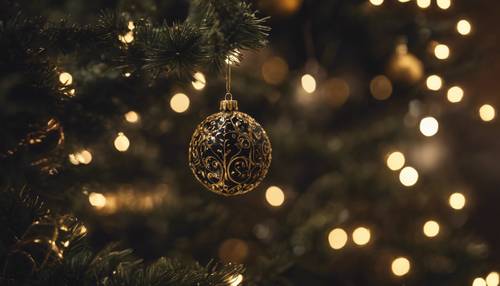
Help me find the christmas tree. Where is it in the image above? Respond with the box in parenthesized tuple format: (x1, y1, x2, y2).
(1, 0, 499, 285)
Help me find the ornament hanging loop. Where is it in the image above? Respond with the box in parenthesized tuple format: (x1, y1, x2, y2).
(220, 55, 238, 111)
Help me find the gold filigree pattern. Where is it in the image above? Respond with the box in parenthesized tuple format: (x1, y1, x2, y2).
(189, 109, 272, 196)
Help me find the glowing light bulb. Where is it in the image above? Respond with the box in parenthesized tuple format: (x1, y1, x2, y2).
(114, 132, 130, 152)
(192, 72, 206, 90)
(487, 272, 499, 286)
(369, 0, 384, 6)
(447, 86, 464, 103)
(124, 111, 140, 123)
(449, 193, 466, 210)
(328, 228, 348, 250)
(398, 0, 410, 2)
(391, 257, 411, 276)
(59, 72, 73, 86)
(128, 21, 135, 30)
(228, 274, 243, 286)
(417, 0, 431, 8)
(399, 166, 419, 187)
(386, 151, 405, 171)
(426, 75, 443, 91)
(89, 192, 107, 209)
(118, 31, 134, 44)
(479, 104, 496, 122)
(265, 186, 285, 207)
(474, 278, 487, 286)
(352, 227, 371, 246)
(419, 117, 439, 137)
(436, 0, 451, 10)
(423, 220, 440, 237)
(434, 44, 450, 60)
(301, 74, 316, 93)
(170, 93, 190, 113)
(457, 19, 472, 35)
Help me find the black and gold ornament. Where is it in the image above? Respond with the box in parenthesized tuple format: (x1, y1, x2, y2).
(188, 62, 272, 196)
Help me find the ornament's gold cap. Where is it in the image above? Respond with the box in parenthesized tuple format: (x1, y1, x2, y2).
(219, 99, 238, 111)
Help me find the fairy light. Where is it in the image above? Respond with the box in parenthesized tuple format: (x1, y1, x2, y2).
(328, 228, 348, 250)
(124, 111, 140, 123)
(170, 93, 190, 113)
(457, 19, 472, 35)
(447, 86, 464, 103)
(474, 278, 487, 286)
(426, 75, 443, 91)
(436, 0, 451, 10)
(449, 193, 466, 210)
(486, 272, 499, 286)
(423, 220, 440, 238)
(301, 74, 317, 93)
(118, 31, 134, 44)
(69, 150, 92, 165)
(479, 104, 496, 122)
(114, 132, 130, 152)
(192, 72, 206, 90)
(434, 44, 450, 60)
(369, 0, 384, 6)
(386, 151, 405, 171)
(399, 166, 419, 187)
(59, 72, 73, 86)
(352, 227, 371, 246)
(416, 0, 431, 9)
(419, 117, 439, 137)
(265, 186, 285, 207)
(398, 0, 410, 2)
(89, 192, 107, 209)
(127, 21, 135, 30)
(391, 257, 411, 276)
(227, 274, 243, 286)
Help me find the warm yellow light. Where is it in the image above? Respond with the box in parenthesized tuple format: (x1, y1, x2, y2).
(68, 154, 80, 165)
(59, 72, 73, 86)
(436, 0, 451, 9)
(352, 227, 371, 246)
(479, 104, 496, 122)
(487, 272, 499, 286)
(369, 0, 384, 6)
(416, 0, 431, 8)
(423, 220, 440, 237)
(328, 228, 348, 250)
(391, 257, 411, 276)
(124, 111, 140, 123)
(419, 117, 439, 137)
(399, 166, 419, 187)
(89, 192, 107, 209)
(192, 72, 206, 90)
(426, 75, 443, 91)
(447, 86, 464, 103)
(457, 19, 472, 35)
(370, 75, 392, 100)
(128, 21, 135, 30)
(301, 74, 316, 93)
(449, 192, 466, 210)
(118, 31, 134, 44)
(434, 44, 450, 60)
(78, 150, 93, 164)
(170, 93, 190, 113)
(386, 151, 405, 171)
(228, 274, 243, 286)
(398, 0, 411, 2)
(474, 278, 487, 286)
(114, 132, 130, 152)
(265, 186, 285, 207)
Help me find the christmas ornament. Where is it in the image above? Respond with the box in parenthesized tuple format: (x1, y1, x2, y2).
(188, 61, 272, 196)
(386, 41, 423, 85)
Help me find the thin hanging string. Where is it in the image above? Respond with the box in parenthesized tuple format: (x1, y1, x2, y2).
(225, 56, 232, 100)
